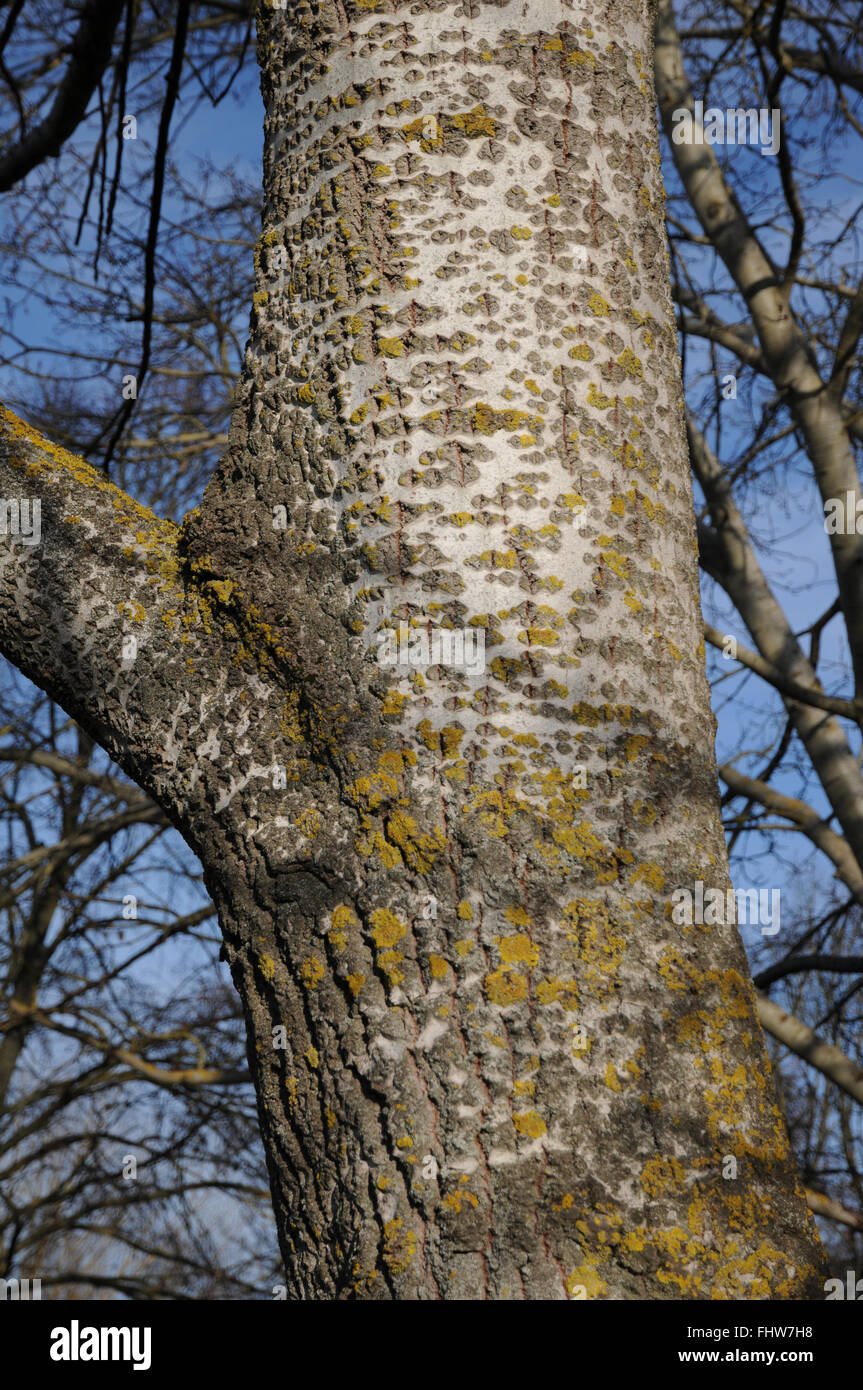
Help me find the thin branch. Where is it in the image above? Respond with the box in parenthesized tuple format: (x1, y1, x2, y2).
(0, 0, 126, 193)
(757, 992, 863, 1106)
(805, 1188, 863, 1231)
(704, 622, 861, 721)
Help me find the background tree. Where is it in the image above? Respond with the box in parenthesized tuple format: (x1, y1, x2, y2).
(657, 0, 863, 1275)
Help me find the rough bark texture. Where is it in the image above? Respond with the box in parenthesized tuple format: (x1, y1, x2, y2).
(0, 0, 826, 1298)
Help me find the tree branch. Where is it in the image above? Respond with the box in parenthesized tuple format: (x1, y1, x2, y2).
(0, 405, 249, 839)
(0, 0, 126, 193)
(704, 622, 861, 721)
(690, 417, 863, 879)
(805, 1188, 863, 1231)
(756, 992, 863, 1106)
(755, 955, 863, 989)
(718, 762, 863, 906)
(656, 0, 863, 692)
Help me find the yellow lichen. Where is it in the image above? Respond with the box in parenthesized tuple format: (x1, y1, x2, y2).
(259, 954, 277, 982)
(369, 908, 406, 949)
(513, 1110, 547, 1138)
(300, 956, 325, 989)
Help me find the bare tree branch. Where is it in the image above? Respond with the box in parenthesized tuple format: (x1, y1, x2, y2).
(0, 0, 126, 193)
(757, 991, 863, 1107)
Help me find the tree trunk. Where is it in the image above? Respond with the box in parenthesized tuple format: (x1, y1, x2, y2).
(0, 0, 826, 1298)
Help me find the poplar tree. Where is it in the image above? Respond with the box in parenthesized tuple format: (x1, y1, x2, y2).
(0, 0, 825, 1298)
